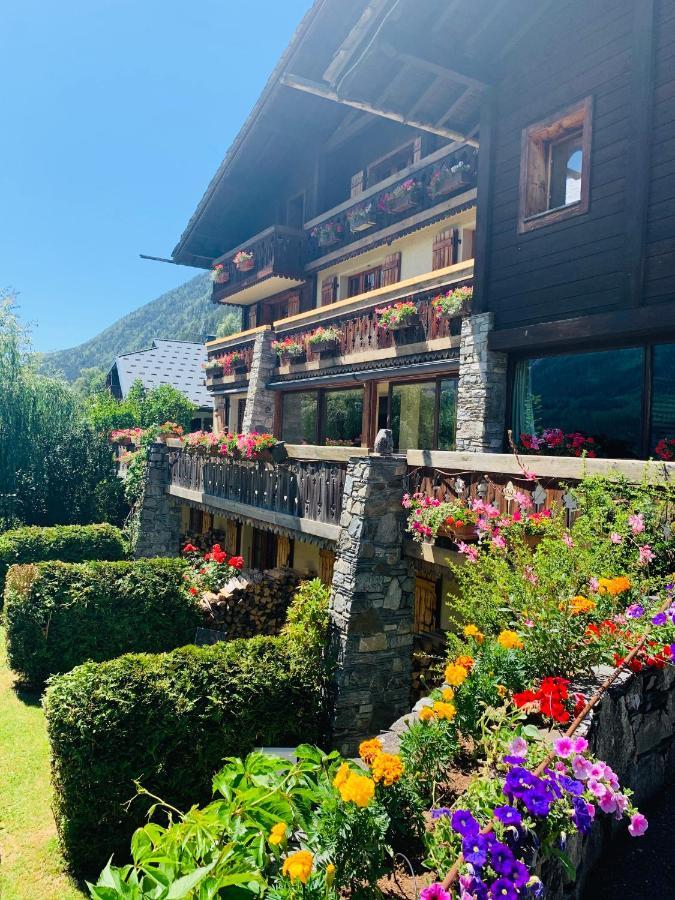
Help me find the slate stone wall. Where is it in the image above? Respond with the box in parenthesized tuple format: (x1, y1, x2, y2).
(133, 442, 182, 559)
(242, 330, 277, 434)
(455, 311, 508, 452)
(328, 454, 415, 756)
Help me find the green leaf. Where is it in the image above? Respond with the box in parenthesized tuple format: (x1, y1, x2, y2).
(165, 862, 217, 899)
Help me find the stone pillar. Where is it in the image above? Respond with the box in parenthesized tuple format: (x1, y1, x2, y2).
(133, 442, 182, 559)
(328, 453, 414, 755)
(242, 329, 277, 433)
(455, 311, 508, 453)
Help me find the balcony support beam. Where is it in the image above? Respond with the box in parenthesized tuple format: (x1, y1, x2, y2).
(280, 73, 479, 146)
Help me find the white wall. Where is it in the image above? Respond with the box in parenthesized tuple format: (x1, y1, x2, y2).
(293, 539, 321, 577)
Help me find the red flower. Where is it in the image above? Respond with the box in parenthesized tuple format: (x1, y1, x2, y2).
(182, 543, 198, 554)
(229, 556, 244, 570)
(573, 693, 587, 716)
(513, 690, 538, 707)
(188, 587, 198, 595)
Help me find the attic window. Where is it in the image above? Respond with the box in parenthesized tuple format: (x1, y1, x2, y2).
(518, 97, 593, 233)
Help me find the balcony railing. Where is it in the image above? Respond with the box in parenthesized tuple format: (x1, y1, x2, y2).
(305, 146, 477, 263)
(169, 449, 347, 528)
(204, 341, 255, 390)
(212, 225, 305, 303)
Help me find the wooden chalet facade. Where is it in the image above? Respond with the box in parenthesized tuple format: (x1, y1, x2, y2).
(163, 0, 675, 607)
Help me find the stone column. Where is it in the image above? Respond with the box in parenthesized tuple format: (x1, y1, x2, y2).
(242, 329, 277, 433)
(133, 442, 182, 559)
(328, 453, 414, 755)
(455, 311, 508, 453)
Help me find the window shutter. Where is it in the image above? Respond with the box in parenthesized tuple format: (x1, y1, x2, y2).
(248, 305, 257, 329)
(432, 228, 458, 271)
(413, 136, 423, 164)
(350, 170, 365, 198)
(381, 251, 401, 287)
(321, 276, 339, 306)
(287, 292, 300, 317)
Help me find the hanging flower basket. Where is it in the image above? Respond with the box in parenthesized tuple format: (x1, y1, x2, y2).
(311, 222, 343, 247)
(376, 301, 419, 333)
(346, 202, 377, 233)
(210, 263, 230, 284)
(428, 161, 473, 199)
(233, 250, 255, 272)
(432, 285, 473, 320)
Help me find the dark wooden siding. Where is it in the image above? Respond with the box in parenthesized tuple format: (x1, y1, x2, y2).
(485, 0, 645, 331)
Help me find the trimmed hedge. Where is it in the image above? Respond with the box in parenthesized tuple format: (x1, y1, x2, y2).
(4, 558, 201, 684)
(0, 524, 127, 600)
(44, 624, 327, 875)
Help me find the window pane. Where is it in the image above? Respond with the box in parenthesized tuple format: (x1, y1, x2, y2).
(511, 349, 644, 457)
(282, 392, 318, 444)
(391, 382, 436, 451)
(650, 343, 675, 453)
(549, 132, 583, 208)
(323, 389, 363, 446)
(438, 378, 458, 450)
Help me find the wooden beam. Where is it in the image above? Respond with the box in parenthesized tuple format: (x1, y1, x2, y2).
(471, 88, 496, 315)
(463, 0, 509, 55)
(385, 46, 493, 91)
(280, 73, 479, 145)
(436, 86, 474, 128)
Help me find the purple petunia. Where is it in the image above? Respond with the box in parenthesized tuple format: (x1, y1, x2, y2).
(651, 612, 667, 626)
(625, 604, 645, 619)
(490, 842, 515, 876)
(503, 755, 527, 766)
(452, 809, 479, 837)
(571, 796, 593, 834)
(557, 775, 584, 796)
(462, 833, 490, 867)
(493, 805, 522, 827)
(490, 877, 518, 899)
(431, 807, 452, 820)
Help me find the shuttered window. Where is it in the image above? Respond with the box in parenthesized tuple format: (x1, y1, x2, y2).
(248, 305, 257, 328)
(381, 251, 402, 287)
(321, 276, 339, 306)
(432, 228, 458, 271)
(287, 292, 300, 317)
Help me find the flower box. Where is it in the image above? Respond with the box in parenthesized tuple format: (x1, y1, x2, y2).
(347, 203, 377, 234)
(206, 363, 224, 378)
(378, 179, 420, 215)
(233, 251, 255, 272)
(211, 264, 230, 284)
(429, 168, 472, 199)
(236, 258, 255, 272)
(312, 340, 340, 357)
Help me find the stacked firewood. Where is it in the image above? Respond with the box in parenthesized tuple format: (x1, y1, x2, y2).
(198, 567, 302, 639)
(411, 631, 446, 700)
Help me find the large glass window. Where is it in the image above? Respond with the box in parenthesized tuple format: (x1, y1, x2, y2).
(323, 389, 363, 447)
(511, 349, 644, 457)
(391, 382, 436, 451)
(281, 392, 318, 444)
(650, 343, 675, 452)
(437, 378, 459, 451)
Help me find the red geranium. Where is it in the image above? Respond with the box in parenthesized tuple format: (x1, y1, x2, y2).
(228, 556, 244, 570)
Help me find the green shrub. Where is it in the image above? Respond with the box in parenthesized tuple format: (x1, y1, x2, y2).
(4, 558, 200, 684)
(44, 581, 329, 876)
(0, 523, 127, 600)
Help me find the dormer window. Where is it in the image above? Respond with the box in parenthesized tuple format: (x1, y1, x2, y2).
(518, 97, 592, 233)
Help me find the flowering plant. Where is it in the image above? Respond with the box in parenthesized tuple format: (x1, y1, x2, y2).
(156, 421, 184, 436)
(519, 428, 599, 458)
(432, 285, 473, 318)
(402, 492, 477, 543)
(181, 430, 221, 453)
(655, 436, 675, 460)
(310, 221, 343, 245)
(210, 262, 228, 283)
(182, 541, 245, 594)
(220, 350, 245, 374)
(233, 250, 254, 269)
(428, 159, 472, 196)
(307, 326, 341, 347)
(203, 357, 223, 373)
(375, 300, 418, 330)
(345, 202, 376, 232)
(272, 337, 305, 359)
(110, 427, 144, 445)
(378, 178, 419, 213)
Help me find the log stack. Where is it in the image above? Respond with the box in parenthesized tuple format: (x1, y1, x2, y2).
(198, 567, 302, 639)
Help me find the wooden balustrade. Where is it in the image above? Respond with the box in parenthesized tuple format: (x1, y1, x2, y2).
(170, 450, 347, 527)
(205, 342, 255, 386)
(211, 225, 305, 304)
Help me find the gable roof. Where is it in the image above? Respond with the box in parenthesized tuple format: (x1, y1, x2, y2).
(110, 340, 212, 410)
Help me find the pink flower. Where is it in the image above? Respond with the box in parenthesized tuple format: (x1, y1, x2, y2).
(420, 885, 452, 900)
(588, 577, 599, 592)
(610, 532, 623, 544)
(628, 812, 648, 837)
(524, 566, 539, 585)
(638, 545, 655, 566)
(524, 470, 537, 481)
(509, 737, 528, 757)
(514, 490, 533, 509)
(598, 791, 617, 814)
(628, 513, 645, 534)
(457, 542, 479, 563)
(588, 778, 606, 798)
(492, 534, 507, 550)
(524, 619, 535, 628)
(553, 737, 574, 758)
(563, 532, 574, 548)
(571, 736, 588, 753)
(613, 793, 629, 816)
(402, 494, 412, 509)
(588, 763, 606, 780)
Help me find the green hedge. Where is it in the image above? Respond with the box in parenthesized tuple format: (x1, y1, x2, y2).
(0, 524, 127, 601)
(44, 618, 327, 876)
(4, 558, 201, 684)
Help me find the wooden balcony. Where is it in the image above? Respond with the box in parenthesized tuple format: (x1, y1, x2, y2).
(204, 338, 256, 391)
(304, 145, 477, 266)
(211, 225, 305, 305)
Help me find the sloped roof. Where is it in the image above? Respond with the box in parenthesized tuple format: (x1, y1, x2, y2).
(110, 340, 212, 410)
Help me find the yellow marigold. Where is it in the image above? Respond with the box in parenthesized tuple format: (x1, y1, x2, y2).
(358, 737, 383, 766)
(338, 772, 375, 807)
(444, 662, 468, 686)
(371, 752, 404, 786)
(569, 595, 596, 615)
(433, 700, 457, 721)
(325, 863, 336, 887)
(441, 687, 455, 702)
(463, 624, 485, 644)
(332, 762, 351, 790)
(598, 576, 631, 596)
(497, 629, 524, 650)
(282, 850, 314, 884)
(496, 684, 507, 698)
(269, 822, 286, 846)
(455, 654, 475, 671)
(419, 705, 435, 722)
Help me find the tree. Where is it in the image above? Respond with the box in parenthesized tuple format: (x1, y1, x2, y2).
(215, 309, 242, 339)
(72, 366, 107, 398)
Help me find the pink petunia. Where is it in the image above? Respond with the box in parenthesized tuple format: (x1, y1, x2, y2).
(553, 737, 574, 758)
(628, 513, 645, 534)
(638, 545, 655, 566)
(610, 532, 623, 544)
(563, 533, 574, 548)
(628, 813, 648, 837)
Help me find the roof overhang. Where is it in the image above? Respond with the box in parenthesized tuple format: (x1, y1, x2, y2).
(216, 275, 306, 307)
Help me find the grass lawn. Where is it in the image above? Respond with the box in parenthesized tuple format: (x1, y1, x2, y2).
(0, 626, 86, 899)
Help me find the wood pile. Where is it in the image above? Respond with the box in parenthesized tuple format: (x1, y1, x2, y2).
(198, 567, 302, 639)
(411, 631, 446, 700)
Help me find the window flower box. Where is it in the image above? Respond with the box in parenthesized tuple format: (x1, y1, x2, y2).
(432, 285, 473, 319)
(307, 326, 342, 357)
(378, 178, 420, 215)
(375, 301, 419, 332)
(428, 161, 473, 199)
(346, 202, 377, 234)
(220, 351, 247, 376)
(272, 338, 306, 364)
(204, 361, 224, 378)
(311, 222, 344, 248)
(233, 250, 255, 272)
(210, 263, 230, 284)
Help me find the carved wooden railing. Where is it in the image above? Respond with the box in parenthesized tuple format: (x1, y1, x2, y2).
(305, 146, 477, 262)
(204, 341, 255, 388)
(211, 225, 305, 303)
(170, 450, 347, 527)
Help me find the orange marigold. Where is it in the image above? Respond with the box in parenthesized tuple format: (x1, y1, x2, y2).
(568, 595, 596, 615)
(282, 850, 314, 884)
(358, 737, 383, 766)
(441, 687, 455, 702)
(444, 662, 469, 686)
(433, 700, 457, 721)
(371, 752, 404, 786)
(455, 654, 475, 670)
(463, 624, 485, 644)
(338, 772, 375, 807)
(332, 762, 351, 791)
(598, 576, 631, 596)
(419, 705, 435, 722)
(497, 629, 524, 650)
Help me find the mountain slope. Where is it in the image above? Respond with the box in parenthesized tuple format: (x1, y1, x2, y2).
(38, 273, 240, 381)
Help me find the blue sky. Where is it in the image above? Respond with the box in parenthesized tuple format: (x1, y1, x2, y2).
(0, 0, 310, 352)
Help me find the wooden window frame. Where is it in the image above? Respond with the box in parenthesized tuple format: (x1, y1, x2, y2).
(347, 265, 382, 298)
(518, 97, 593, 234)
(384, 374, 459, 450)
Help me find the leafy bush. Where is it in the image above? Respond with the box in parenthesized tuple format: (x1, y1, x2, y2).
(44, 581, 330, 876)
(4, 558, 199, 684)
(0, 523, 127, 600)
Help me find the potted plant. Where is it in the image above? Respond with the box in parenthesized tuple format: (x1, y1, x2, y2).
(378, 178, 420, 214)
(233, 250, 255, 272)
(432, 285, 473, 319)
(307, 325, 342, 356)
(155, 421, 184, 444)
(210, 263, 229, 284)
(402, 494, 477, 544)
(428, 160, 473, 199)
(221, 351, 247, 376)
(375, 300, 419, 333)
(272, 337, 306, 364)
(182, 431, 221, 455)
(346, 202, 377, 233)
(311, 221, 344, 248)
(204, 358, 224, 378)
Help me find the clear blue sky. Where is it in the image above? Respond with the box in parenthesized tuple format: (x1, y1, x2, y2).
(0, 0, 311, 352)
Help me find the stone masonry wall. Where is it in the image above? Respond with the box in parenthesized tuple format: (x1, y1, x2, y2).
(455, 311, 508, 453)
(242, 330, 277, 434)
(133, 442, 182, 559)
(329, 454, 415, 756)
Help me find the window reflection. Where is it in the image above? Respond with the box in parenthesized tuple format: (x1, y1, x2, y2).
(391, 382, 436, 451)
(281, 392, 318, 444)
(438, 378, 458, 450)
(650, 343, 675, 452)
(324, 389, 363, 446)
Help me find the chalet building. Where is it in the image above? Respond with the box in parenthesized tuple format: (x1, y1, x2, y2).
(142, 0, 675, 745)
